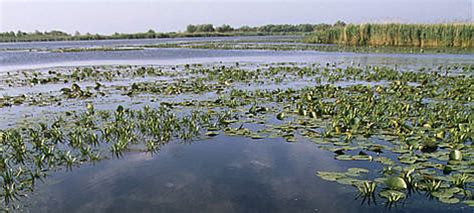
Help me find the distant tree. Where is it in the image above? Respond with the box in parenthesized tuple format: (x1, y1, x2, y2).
(216, 24, 233, 33)
(298, 24, 315, 32)
(186, 24, 197, 33)
(196, 24, 214, 32)
(17, 30, 25, 37)
(74, 31, 81, 36)
(238, 25, 252, 32)
(48, 30, 68, 36)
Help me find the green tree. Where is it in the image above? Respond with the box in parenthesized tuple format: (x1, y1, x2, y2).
(216, 24, 233, 32)
(186, 24, 197, 33)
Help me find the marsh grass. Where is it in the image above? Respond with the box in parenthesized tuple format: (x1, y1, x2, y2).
(305, 23, 474, 48)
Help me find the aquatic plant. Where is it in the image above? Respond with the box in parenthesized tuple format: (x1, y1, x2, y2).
(0, 61, 472, 210)
(451, 173, 470, 188)
(380, 190, 405, 204)
(305, 23, 474, 48)
(356, 181, 377, 196)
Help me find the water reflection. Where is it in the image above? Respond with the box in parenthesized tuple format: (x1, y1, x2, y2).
(26, 136, 468, 213)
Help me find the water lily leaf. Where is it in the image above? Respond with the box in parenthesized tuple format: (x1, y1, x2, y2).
(335, 154, 352, 161)
(352, 155, 372, 161)
(431, 189, 454, 199)
(438, 197, 460, 204)
(385, 176, 407, 190)
(316, 171, 346, 181)
(374, 157, 395, 165)
(449, 150, 462, 161)
(336, 177, 360, 185)
(398, 154, 417, 164)
(463, 200, 474, 207)
(346, 168, 369, 177)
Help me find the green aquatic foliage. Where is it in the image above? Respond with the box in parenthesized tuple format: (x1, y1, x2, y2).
(380, 190, 405, 203)
(450, 173, 470, 188)
(385, 176, 408, 190)
(0, 61, 473, 209)
(420, 179, 442, 192)
(356, 181, 377, 196)
(0, 103, 235, 209)
(449, 150, 462, 161)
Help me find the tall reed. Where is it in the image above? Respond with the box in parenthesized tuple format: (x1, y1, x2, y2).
(305, 23, 474, 48)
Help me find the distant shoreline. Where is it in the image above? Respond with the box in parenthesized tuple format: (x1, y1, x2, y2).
(0, 32, 306, 43)
(1, 23, 472, 50)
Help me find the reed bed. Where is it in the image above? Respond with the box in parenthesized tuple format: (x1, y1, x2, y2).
(304, 23, 474, 48)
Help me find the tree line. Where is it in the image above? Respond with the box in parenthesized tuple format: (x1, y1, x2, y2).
(0, 23, 345, 42)
(185, 23, 345, 33)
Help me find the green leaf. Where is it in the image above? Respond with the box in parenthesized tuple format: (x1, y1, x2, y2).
(439, 197, 460, 204)
(385, 176, 407, 190)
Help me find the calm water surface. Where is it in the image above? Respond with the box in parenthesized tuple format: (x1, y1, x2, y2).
(26, 136, 468, 213)
(1, 36, 473, 72)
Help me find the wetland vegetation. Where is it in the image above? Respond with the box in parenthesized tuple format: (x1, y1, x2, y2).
(0, 59, 473, 211)
(304, 23, 474, 48)
(0, 19, 473, 212)
(3, 22, 472, 55)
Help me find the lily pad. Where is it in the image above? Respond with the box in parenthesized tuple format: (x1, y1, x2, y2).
(431, 189, 454, 199)
(463, 200, 474, 207)
(346, 168, 369, 177)
(316, 171, 346, 181)
(385, 176, 407, 190)
(438, 197, 460, 204)
(449, 150, 462, 161)
(336, 177, 360, 185)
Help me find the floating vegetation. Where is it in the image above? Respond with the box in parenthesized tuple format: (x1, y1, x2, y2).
(0, 60, 473, 210)
(356, 181, 377, 197)
(379, 190, 405, 204)
(0, 103, 234, 210)
(385, 177, 408, 190)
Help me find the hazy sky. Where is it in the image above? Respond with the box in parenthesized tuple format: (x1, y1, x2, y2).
(0, 0, 473, 34)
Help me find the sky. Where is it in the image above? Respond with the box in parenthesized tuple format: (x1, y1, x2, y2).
(0, 0, 473, 34)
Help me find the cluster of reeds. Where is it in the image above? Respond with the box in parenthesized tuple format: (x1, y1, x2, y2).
(305, 23, 474, 48)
